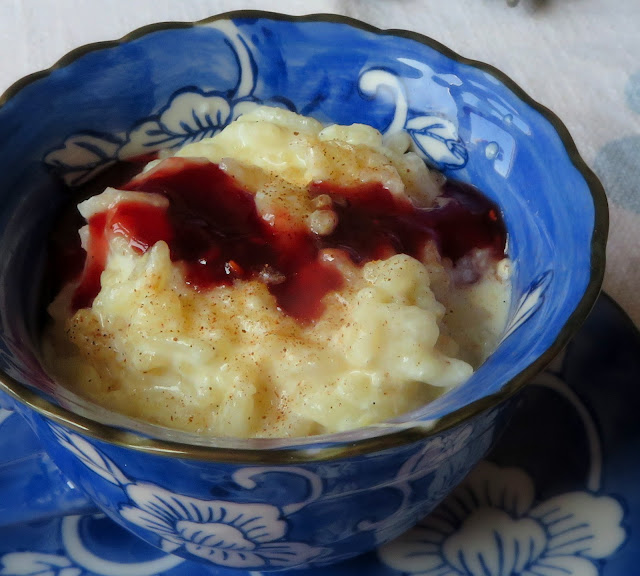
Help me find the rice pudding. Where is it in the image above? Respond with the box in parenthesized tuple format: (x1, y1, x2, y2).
(43, 107, 511, 438)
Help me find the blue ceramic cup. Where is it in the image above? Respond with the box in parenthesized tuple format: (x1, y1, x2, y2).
(0, 12, 606, 571)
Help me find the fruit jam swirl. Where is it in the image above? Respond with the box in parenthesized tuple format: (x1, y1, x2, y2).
(69, 157, 506, 322)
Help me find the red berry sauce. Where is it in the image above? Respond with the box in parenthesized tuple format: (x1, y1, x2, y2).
(67, 157, 507, 322)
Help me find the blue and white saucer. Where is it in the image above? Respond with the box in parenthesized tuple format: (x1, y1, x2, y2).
(0, 293, 637, 576)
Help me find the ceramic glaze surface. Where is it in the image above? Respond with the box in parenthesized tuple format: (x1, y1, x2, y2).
(24, 409, 500, 569)
(0, 295, 635, 575)
(0, 15, 599, 425)
(0, 12, 605, 571)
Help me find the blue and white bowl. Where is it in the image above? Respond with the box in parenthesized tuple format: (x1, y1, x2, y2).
(0, 12, 606, 571)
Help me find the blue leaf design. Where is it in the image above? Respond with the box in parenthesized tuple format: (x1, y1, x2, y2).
(502, 270, 553, 340)
(43, 132, 122, 186)
(406, 115, 468, 170)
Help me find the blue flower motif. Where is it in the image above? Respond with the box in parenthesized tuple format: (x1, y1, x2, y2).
(42, 20, 268, 187)
(49, 424, 325, 570)
(378, 461, 626, 576)
(117, 90, 267, 159)
(406, 115, 468, 170)
(358, 67, 468, 171)
(43, 132, 122, 187)
(119, 483, 322, 569)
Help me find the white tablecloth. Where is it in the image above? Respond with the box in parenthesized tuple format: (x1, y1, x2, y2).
(1, 0, 639, 325)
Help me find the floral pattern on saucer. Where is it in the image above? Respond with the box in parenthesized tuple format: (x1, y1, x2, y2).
(379, 461, 625, 576)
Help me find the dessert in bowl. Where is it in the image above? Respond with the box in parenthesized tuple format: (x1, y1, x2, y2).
(43, 105, 512, 438)
(0, 11, 606, 570)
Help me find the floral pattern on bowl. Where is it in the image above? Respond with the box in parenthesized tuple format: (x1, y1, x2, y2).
(0, 11, 606, 570)
(43, 21, 468, 188)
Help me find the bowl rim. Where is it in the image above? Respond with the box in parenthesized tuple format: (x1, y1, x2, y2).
(0, 10, 608, 463)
